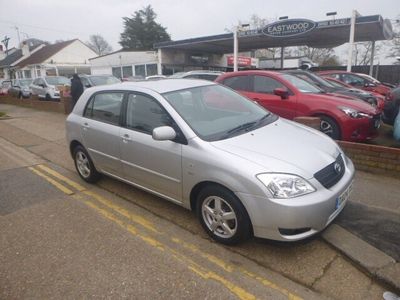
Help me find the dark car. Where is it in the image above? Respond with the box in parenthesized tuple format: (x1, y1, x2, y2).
(79, 75, 121, 89)
(285, 70, 383, 109)
(318, 70, 391, 96)
(383, 86, 400, 125)
(216, 70, 381, 142)
(9, 79, 33, 98)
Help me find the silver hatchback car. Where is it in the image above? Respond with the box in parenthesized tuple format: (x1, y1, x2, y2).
(66, 79, 354, 244)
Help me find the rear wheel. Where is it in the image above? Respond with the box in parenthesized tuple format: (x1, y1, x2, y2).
(320, 115, 341, 140)
(73, 145, 101, 183)
(196, 185, 251, 245)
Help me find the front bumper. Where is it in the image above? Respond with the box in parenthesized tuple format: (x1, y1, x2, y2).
(236, 158, 355, 241)
(340, 114, 380, 142)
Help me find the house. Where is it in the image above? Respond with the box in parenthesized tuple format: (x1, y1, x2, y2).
(14, 39, 97, 79)
(89, 49, 159, 79)
(0, 43, 44, 79)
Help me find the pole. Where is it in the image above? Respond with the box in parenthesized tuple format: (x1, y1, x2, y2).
(233, 29, 238, 72)
(347, 10, 357, 72)
(14, 26, 21, 45)
(157, 49, 162, 75)
(280, 47, 284, 69)
(369, 41, 375, 76)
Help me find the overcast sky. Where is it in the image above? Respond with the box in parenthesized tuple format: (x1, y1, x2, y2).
(0, 0, 398, 62)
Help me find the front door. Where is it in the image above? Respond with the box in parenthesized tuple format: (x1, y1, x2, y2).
(120, 92, 182, 202)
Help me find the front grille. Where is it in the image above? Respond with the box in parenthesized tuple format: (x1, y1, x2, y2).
(314, 154, 345, 189)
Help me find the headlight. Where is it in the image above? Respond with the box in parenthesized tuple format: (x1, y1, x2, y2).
(338, 106, 371, 118)
(257, 173, 316, 199)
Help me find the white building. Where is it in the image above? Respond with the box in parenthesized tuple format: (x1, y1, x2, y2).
(15, 39, 97, 79)
(89, 50, 159, 79)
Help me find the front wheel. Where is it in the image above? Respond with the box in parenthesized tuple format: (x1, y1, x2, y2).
(319, 115, 341, 140)
(196, 185, 251, 245)
(73, 145, 101, 183)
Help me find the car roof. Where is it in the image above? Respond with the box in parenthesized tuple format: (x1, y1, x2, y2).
(90, 78, 216, 94)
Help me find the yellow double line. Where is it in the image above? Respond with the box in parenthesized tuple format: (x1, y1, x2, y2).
(29, 164, 303, 300)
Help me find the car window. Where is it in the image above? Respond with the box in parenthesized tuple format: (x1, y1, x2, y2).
(223, 76, 251, 91)
(253, 75, 285, 94)
(80, 77, 90, 87)
(84, 92, 124, 125)
(126, 93, 173, 135)
(341, 74, 365, 86)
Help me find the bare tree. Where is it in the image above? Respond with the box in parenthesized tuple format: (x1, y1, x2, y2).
(87, 34, 113, 55)
(386, 17, 400, 62)
(353, 42, 382, 66)
(292, 46, 339, 66)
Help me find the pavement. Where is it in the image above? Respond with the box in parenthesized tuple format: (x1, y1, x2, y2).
(0, 103, 399, 298)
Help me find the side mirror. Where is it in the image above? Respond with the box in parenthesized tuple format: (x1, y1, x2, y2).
(152, 126, 176, 141)
(85, 84, 91, 88)
(273, 88, 289, 100)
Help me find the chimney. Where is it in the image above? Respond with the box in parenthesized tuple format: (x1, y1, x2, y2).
(21, 41, 30, 57)
(0, 45, 5, 60)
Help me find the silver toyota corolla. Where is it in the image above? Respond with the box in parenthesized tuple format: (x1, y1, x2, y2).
(66, 79, 354, 244)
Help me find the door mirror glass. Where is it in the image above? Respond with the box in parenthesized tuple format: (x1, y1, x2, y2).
(152, 126, 176, 141)
(273, 88, 289, 99)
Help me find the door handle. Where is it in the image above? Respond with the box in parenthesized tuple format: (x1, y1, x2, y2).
(121, 133, 131, 142)
(83, 122, 90, 130)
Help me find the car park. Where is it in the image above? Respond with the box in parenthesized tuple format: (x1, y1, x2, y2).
(30, 76, 70, 100)
(66, 79, 355, 244)
(79, 74, 121, 89)
(8, 79, 33, 99)
(318, 70, 392, 96)
(169, 70, 224, 81)
(216, 70, 381, 142)
(285, 70, 384, 109)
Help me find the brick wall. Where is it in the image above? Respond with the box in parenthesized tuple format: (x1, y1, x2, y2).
(338, 141, 400, 179)
(0, 95, 72, 114)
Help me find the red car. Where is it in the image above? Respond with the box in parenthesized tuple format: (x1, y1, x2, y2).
(318, 70, 391, 96)
(216, 70, 381, 142)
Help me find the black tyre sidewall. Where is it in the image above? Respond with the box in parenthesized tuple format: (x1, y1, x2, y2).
(73, 145, 100, 183)
(196, 185, 251, 245)
(320, 115, 341, 140)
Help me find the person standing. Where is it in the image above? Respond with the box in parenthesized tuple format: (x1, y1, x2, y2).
(70, 74, 84, 109)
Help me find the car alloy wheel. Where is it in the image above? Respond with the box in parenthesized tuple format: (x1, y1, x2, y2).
(197, 185, 251, 244)
(201, 196, 237, 239)
(76, 151, 91, 178)
(320, 120, 333, 135)
(319, 115, 340, 140)
(73, 145, 100, 183)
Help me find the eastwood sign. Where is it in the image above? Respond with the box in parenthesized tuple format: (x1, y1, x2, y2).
(262, 19, 317, 37)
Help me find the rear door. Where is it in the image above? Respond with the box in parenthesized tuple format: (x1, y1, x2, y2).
(119, 92, 183, 202)
(81, 91, 124, 174)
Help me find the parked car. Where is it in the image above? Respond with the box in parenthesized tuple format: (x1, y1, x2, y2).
(79, 74, 121, 89)
(169, 70, 224, 81)
(382, 86, 400, 125)
(0, 80, 12, 95)
(66, 79, 354, 244)
(318, 70, 391, 96)
(216, 70, 381, 142)
(9, 79, 33, 99)
(285, 70, 384, 109)
(30, 76, 70, 100)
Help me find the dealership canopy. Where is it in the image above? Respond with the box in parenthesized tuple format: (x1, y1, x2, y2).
(154, 15, 393, 53)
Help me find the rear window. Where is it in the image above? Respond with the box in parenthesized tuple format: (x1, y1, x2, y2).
(84, 92, 124, 125)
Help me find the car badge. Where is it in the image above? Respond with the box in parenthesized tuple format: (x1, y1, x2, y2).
(334, 162, 342, 174)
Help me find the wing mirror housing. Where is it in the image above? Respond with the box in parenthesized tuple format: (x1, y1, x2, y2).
(273, 88, 289, 100)
(364, 82, 376, 88)
(152, 126, 176, 141)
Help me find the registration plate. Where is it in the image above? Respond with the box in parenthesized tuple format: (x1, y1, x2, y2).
(335, 182, 353, 210)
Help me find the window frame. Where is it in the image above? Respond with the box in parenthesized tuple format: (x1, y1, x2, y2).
(83, 90, 127, 126)
(121, 91, 187, 144)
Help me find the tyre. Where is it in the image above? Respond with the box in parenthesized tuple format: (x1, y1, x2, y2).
(319, 115, 341, 140)
(73, 145, 101, 183)
(196, 185, 251, 245)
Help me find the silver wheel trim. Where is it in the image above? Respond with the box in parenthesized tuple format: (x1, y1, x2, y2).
(320, 120, 333, 136)
(201, 196, 237, 239)
(75, 151, 91, 178)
